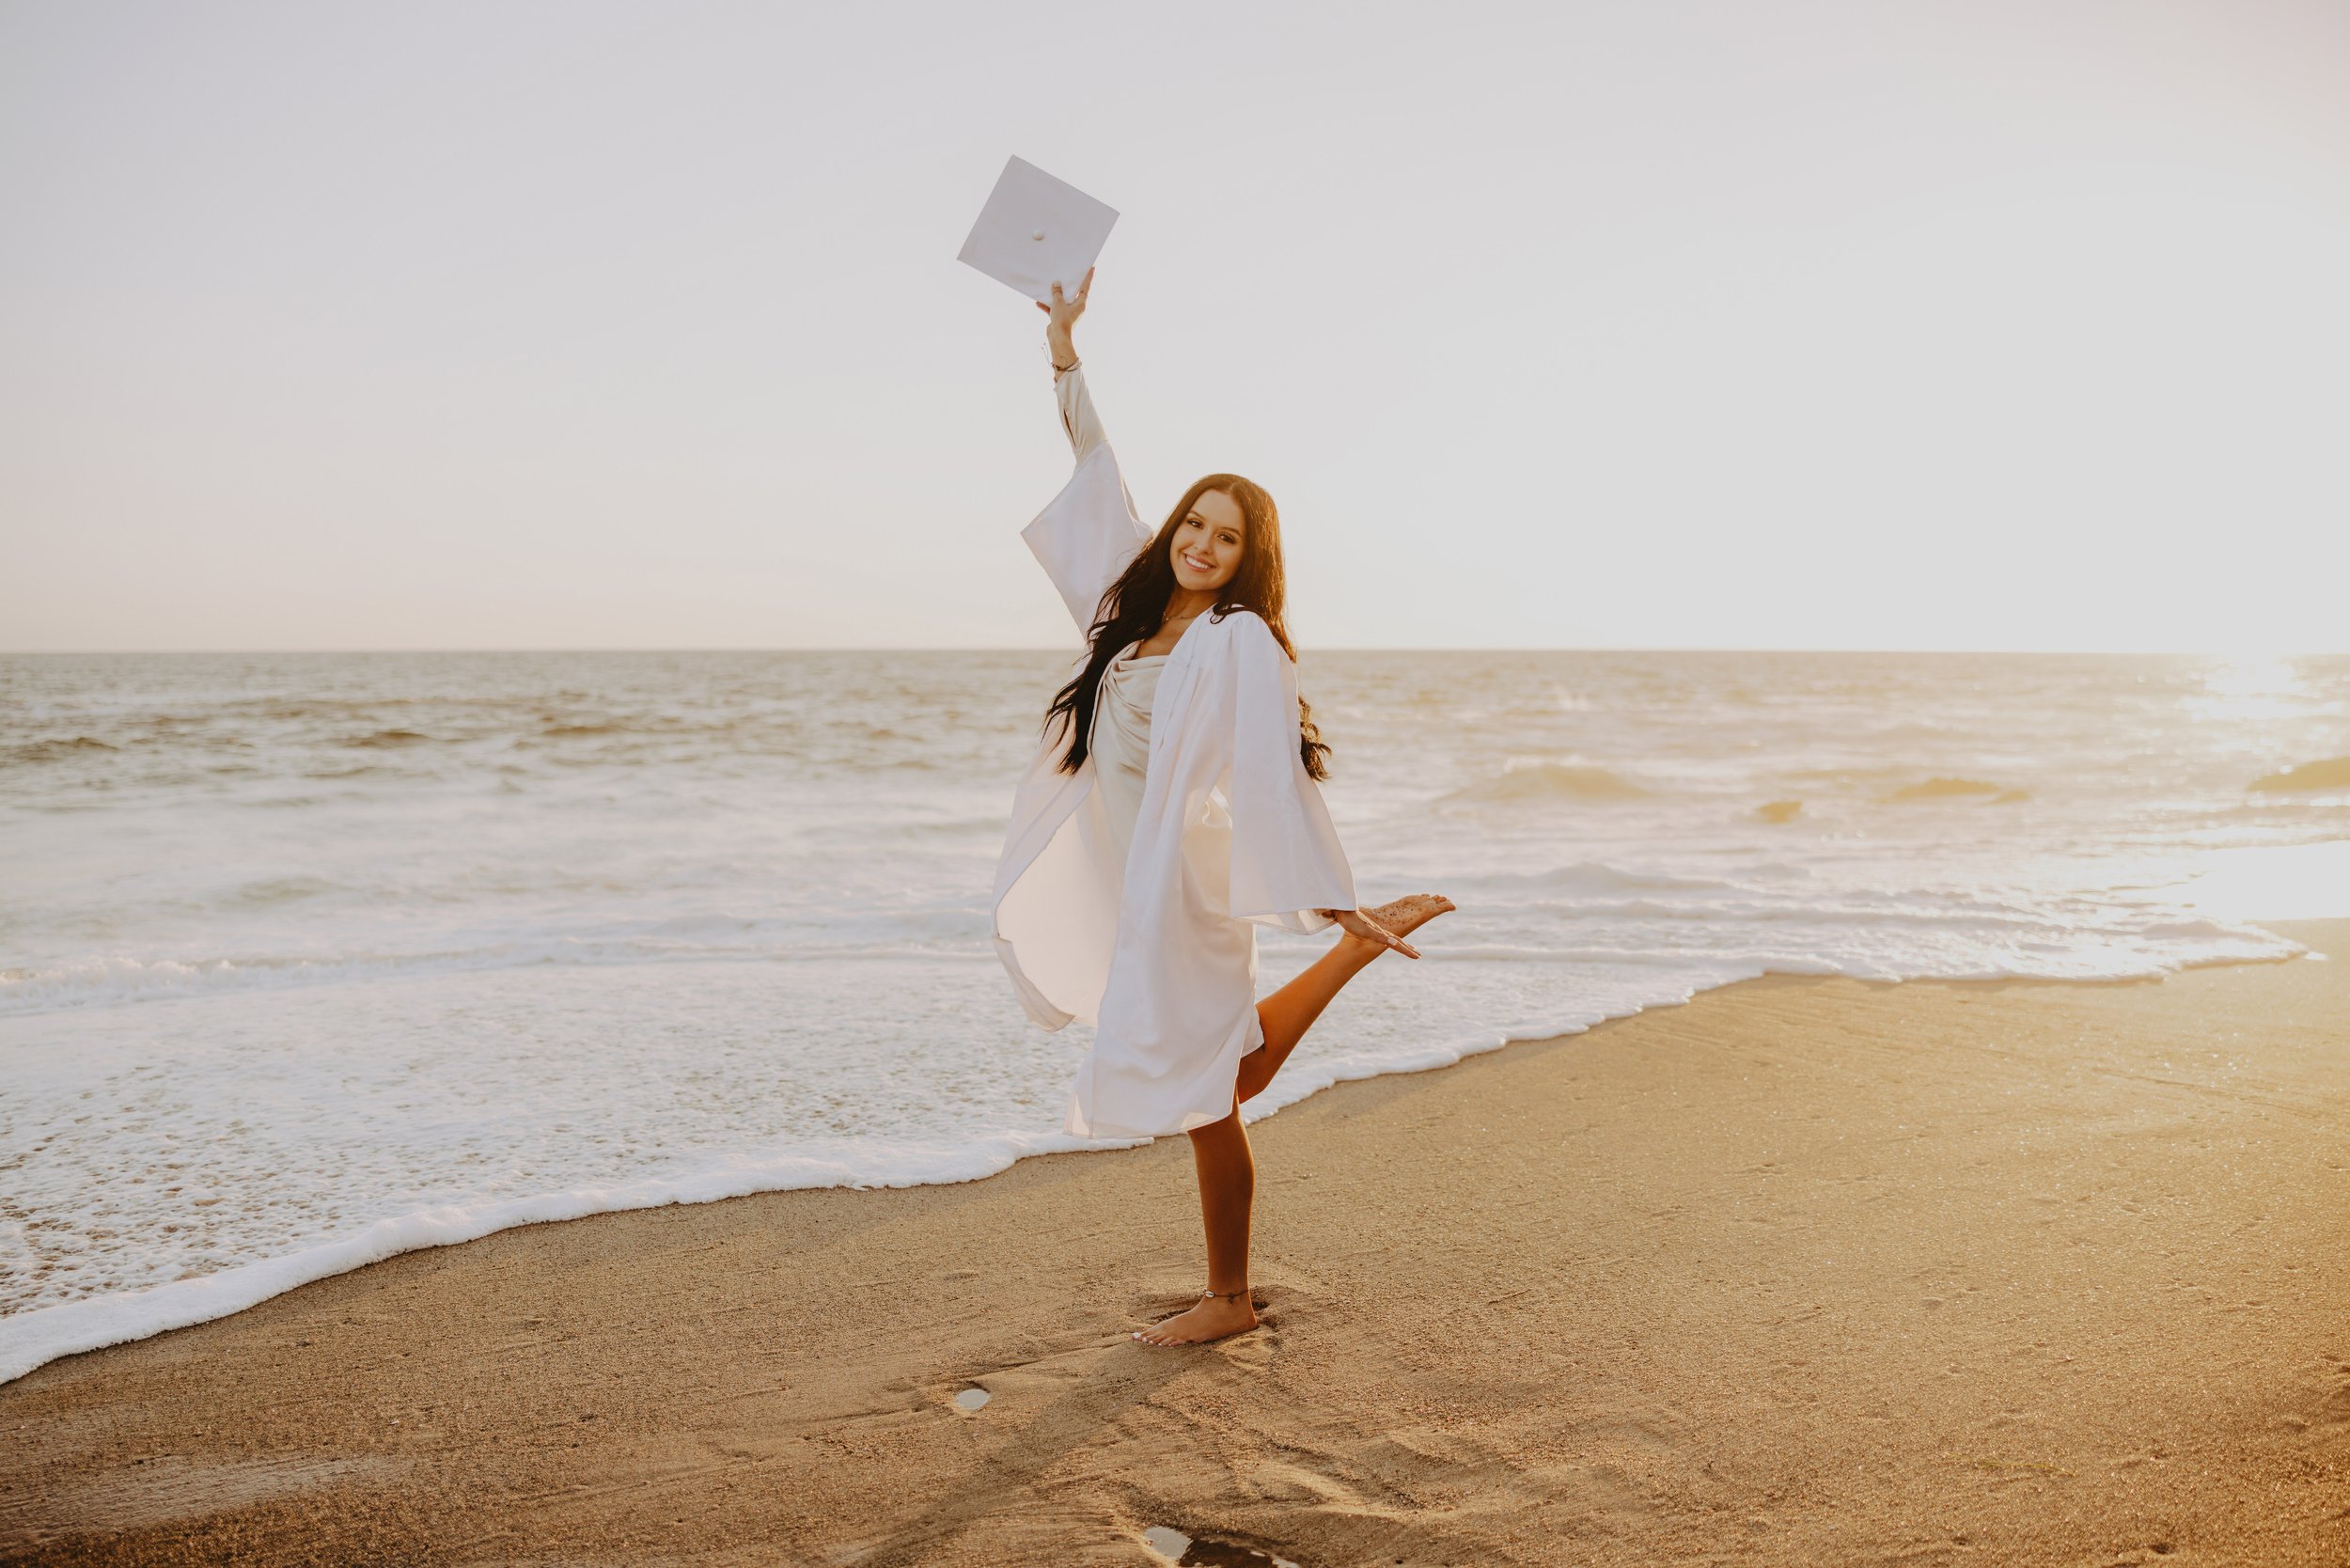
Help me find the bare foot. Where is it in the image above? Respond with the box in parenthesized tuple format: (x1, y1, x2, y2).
(1342, 893, 1455, 956)
(1368, 892, 1455, 937)
(1131, 1292, 1258, 1346)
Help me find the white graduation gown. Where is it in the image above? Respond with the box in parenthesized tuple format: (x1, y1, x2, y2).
(991, 364, 1358, 1139)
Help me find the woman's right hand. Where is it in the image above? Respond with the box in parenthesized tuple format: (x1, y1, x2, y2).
(1037, 265, 1093, 365)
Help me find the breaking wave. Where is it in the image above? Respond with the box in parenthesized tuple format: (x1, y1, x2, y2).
(1441, 761, 1650, 805)
(2249, 757, 2350, 793)
(1883, 777, 2029, 804)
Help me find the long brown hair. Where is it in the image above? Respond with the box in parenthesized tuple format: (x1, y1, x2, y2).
(1043, 473, 1331, 779)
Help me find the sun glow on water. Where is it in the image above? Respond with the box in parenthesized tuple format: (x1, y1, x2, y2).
(2192, 655, 2315, 724)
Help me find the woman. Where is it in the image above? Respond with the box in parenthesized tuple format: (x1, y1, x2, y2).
(991, 266, 1453, 1347)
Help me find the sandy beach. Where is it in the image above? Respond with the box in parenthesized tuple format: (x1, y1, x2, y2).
(6, 919, 2346, 1566)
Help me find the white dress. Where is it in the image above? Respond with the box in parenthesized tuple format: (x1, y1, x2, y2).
(991, 363, 1357, 1139)
(1089, 641, 1166, 873)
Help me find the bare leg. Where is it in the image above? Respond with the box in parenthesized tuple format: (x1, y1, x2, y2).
(1129, 894, 1456, 1349)
(1236, 893, 1454, 1104)
(1132, 1093, 1259, 1345)
(1233, 935, 1382, 1104)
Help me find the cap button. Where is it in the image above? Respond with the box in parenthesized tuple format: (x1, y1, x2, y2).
(1031, 229, 1046, 241)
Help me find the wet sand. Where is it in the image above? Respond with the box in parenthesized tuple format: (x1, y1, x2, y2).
(6, 920, 2347, 1566)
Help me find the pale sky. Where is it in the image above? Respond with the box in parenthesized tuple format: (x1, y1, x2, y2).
(4, 0, 2345, 653)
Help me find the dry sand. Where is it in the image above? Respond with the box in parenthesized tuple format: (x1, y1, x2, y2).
(6, 921, 2347, 1567)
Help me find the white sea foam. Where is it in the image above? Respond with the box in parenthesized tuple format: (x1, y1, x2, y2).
(0, 935, 996, 1016)
(1, 649, 2344, 1386)
(0, 1126, 1137, 1387)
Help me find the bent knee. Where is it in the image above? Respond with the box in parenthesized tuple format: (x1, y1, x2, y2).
(1187, 1105, 1244, 1138)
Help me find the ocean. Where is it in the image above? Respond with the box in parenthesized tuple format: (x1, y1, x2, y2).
(4, 649, 2346, 1384)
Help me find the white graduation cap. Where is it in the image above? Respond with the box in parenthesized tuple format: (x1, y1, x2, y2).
(956, 155, 1119, 304)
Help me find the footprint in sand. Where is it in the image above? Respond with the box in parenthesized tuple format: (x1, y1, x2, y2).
(1141, 1526, 1299, 1566)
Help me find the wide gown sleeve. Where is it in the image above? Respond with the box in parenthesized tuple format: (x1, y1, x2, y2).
(1221, 613, 1356, 933)
(1020, 364, 1152, 632)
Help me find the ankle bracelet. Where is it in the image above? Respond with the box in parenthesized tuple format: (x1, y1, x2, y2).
(1200, 1285, 1250, 1302)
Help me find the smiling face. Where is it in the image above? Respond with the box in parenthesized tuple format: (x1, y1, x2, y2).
(1170, 488, 1246, 594)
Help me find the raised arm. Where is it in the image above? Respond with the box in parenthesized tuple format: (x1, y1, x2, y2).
(1040, 267, 1105, 459)
(1021, 266, 1151, 629)
(1054, 359, 1107, 460)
